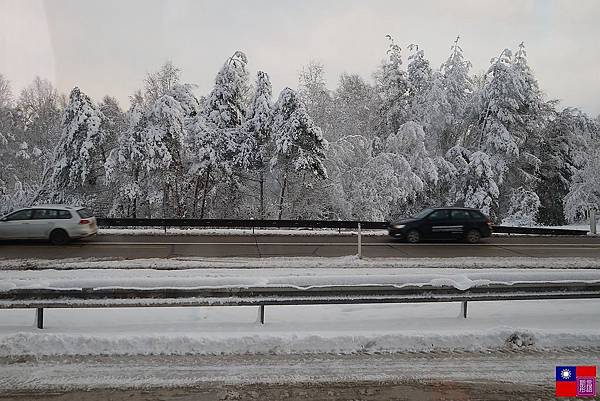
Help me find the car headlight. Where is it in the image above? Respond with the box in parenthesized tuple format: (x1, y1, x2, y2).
(391, 224, 406, 229)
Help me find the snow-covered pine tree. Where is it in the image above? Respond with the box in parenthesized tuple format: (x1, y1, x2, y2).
(472, 44, 545, 220)
(204, 51, 249, 129)
(190, 51, 250, 218)
(144, 93, 187, 217)
(446, 145, 499, 217)
(238, 71, 273, 218)
(435, 36, 474, 152)
(105, 103, 148, 217)
(406, 44, 433, 122)
(374, 35, 410, 139)
(271, 87, 327, 219)
(564, 115, 600, 223)
(51, 87, 106, 189)
(536, 108, 594, 225)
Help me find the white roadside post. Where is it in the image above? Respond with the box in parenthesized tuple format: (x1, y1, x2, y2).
(357, 222, 362, 259)
(591, 207, 597, 235)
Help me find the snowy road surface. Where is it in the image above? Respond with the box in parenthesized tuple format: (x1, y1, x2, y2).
(1, 233, 600, 259)
(1, 351, 596, 392)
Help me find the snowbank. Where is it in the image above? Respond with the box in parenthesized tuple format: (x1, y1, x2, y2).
(3, 255, 600, 271)
(1, 300, 599, 357)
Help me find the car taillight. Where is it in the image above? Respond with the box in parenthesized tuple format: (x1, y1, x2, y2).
(486, 219, 492, 226)
(79, 219, 90, 225)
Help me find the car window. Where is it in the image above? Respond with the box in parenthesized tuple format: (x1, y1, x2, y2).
(32, 209, 59, 219)
(451, 210, 471, 220)
(427, 210, 450, 220)
(5, 209, 33, 221)
(413, 208, 434, 219)
(468, 211, 485, 219)
(77, 208, 93, 219)
(57, 210, 72, 219)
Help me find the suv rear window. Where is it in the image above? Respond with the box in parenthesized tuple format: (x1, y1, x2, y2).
(468, 211, 485, 219)
(451, 210, 471, 220)
(77, 208, 93, 219)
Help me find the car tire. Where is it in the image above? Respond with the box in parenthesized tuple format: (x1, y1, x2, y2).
(49, 229, 70, 245)
(465, 229, 481, 244)
(406, 229, 421, 244)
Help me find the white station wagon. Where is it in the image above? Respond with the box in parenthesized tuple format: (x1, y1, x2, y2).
(0, 205, 98, 245)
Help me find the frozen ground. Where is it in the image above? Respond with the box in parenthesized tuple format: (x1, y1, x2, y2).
(3, 254, 600, 270)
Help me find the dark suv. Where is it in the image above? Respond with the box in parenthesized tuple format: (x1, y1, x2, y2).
(388, 207, 492, 243)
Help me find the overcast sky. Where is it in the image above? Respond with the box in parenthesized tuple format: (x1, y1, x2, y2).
(0, 0, 599, 115)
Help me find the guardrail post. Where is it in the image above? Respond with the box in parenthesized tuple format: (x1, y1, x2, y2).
(591, 208, 597, 235)
(36, 308, 44, 329)
(259, 305, 265, 324)
(357, 223, 362, 259)
(460, 301, 468, 319)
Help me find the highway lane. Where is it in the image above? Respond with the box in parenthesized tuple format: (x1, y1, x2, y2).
(1, 233, 600, 259)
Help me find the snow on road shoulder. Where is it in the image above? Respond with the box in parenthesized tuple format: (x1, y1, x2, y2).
(3, 255, 600, 271)
(2, 266, 600, 291)
(1, 300, 600, 357)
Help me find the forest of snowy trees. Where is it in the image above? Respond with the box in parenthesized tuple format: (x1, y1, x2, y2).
(1, 37, 599, 225)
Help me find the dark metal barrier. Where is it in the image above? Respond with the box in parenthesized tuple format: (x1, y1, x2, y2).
(96, 218, 589, 236)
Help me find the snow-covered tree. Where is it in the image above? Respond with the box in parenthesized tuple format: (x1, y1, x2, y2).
(406, 44, 433, 122)
(144, 61, 181, 105)
(271, 87, 327, 219)
(187, 51, 250, 218)
(298, 61, 333, 137)
(51, 87, 106, 189)
(537, 108, 594, 225)
(238, 71, 274, 218)
(105, 103, 147, 217)
(425, 36, 474, 152)
(502, 187, 540, 226)
(374, 35, 409, 138)
(446, 146, 499, 217)
(204, 51, 249, 129)
(330, 73, 376, 141)
(144, 93, 187, 217)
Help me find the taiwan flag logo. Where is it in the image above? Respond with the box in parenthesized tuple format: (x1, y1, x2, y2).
(556, 366, 596, 397)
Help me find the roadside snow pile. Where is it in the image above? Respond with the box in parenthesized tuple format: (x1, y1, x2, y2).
(1, 300, 600, 357)
(3, 255, 600, 271)
(2, 267, 600, 291)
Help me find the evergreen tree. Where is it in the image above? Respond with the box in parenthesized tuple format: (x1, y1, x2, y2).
(238, 71, 274, 218)
(374, 35, 409, 138)
(51, 87, 105, 189)
(298, 61, 333, 138)
(271, 87, 327, 219)
(537, 108, 594, 225)
(406, 44, 433, 122)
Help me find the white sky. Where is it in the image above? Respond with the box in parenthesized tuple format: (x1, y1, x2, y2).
(0, 0, 599, 115)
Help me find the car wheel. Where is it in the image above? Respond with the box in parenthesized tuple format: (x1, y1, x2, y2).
(49, 229, 70, 245)
(465, 229, 481, 244)
(406, 229, 421, 244)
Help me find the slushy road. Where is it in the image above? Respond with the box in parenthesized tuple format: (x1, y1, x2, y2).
(1, 233, 600, 259)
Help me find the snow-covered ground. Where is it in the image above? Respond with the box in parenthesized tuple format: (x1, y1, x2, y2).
(1, 263, 600, 357)
(3, 255, 600, 270)
(2, 298, 600, 357)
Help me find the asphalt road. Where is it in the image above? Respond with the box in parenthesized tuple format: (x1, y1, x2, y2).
(1, 233, 600, 259)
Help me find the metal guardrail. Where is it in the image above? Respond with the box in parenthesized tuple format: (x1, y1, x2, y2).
(96, 218, 589, 236)
(3, 282, 599, 328)
(96, 218, 388, 230)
